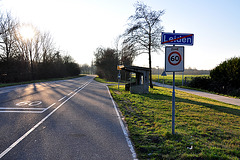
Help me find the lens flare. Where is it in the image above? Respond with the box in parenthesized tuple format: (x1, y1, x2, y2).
(19, 25, 36, 41)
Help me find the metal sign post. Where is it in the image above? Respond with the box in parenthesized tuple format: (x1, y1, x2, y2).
(162, 30, 194, 134)
(165, 45, 184, 132)
(161, 71, 167, 87)
(118, 71, 121, 90)
(117, 65, 124, 90)
(172, 71, 175, 134)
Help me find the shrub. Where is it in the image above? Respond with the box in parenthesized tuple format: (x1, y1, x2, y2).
(188, 76, 212, 90)
(188, 57, 240, 97)
(211, 57, 240, 88)
(210, 57, 240, 96)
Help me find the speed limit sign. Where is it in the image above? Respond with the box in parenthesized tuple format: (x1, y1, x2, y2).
(165, 46, 184, 72)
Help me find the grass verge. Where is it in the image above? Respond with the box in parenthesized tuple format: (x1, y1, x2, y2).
(94, 77, 125, 85)
(109, 85, 240, 160)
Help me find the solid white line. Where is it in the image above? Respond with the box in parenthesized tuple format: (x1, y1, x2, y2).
(58, 96, 66, 102)
(0, 111, 43, 113)
(0, 108, 45, 110)
(106, 86, 138, 160)
(0, 79, 93, 159)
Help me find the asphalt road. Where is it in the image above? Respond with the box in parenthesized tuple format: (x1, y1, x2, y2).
(0, 76, 136, 160)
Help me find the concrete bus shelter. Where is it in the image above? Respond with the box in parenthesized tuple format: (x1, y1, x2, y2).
(121, 66, 150, 94)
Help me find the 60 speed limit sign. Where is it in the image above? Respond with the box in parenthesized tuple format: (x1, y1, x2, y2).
(165, 46, 184, 72)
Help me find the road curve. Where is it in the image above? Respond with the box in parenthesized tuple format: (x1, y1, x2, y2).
(0, 76, 136, 160)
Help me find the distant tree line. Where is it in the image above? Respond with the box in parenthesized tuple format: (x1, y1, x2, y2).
(152, 67, 210, 75)
(188, 57, 240, 97)
(79, 62, 96, 75)
(0, 12, 80, 83)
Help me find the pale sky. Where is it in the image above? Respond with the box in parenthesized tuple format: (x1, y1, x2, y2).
(1, 0, 240, 70)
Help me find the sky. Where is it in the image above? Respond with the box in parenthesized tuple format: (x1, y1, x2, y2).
(0, 0, 240, 70)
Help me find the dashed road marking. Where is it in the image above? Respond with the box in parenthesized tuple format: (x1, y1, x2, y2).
(42, 103, 56, 113)
(74, 88, 78, 92)
(58, 96, 66, 102)
(68, 92, 73, 95)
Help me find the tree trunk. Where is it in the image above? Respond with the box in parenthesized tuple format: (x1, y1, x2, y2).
(148, 30, 153, 88)
(148, 54, 153, 88)
(29, 47, 34, 80)
(148, 44, 153, 88)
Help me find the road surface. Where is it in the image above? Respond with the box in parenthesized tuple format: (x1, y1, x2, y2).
(0, 76, 136, 160)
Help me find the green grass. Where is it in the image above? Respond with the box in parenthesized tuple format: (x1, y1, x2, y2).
(0, 75, 85, 88)
(152, 74, 209, 86)
(94, 77, 117, 84)
(109, 85, 240, 160)
(94, 77, 125, 85)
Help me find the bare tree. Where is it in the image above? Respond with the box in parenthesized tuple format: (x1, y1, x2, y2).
(121, 44, 137, 65)
(114, 35, 137, 66)
(0, 11, 80, 82)
(123, 2, 164, 88)
(0, 12, 19, 62)
(40, 31, 55, 63)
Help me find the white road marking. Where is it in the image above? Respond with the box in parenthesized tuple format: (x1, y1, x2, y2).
(106, 86, 138, 160)
(41, 103, 56, 113)
(0, 102, 55, 113)
(0, 107, 45, 110)
(58, 96, 66, 102)
(68, 92, 73, 95)
(16, 101, 42, 107)
(28, 101, 42, 106)
(74, 88, 78, 92)
(16, 101, 31, 106)
(0, 110, 43, 113)
(0, 79, 92, 159)
(0, 107, 45, 113)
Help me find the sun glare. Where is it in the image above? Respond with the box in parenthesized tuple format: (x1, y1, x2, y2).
(19, 25, 36, 41)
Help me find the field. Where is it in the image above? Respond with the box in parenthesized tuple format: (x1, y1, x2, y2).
(109, 85, 240, 159)
(152, 74, 209, 86)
